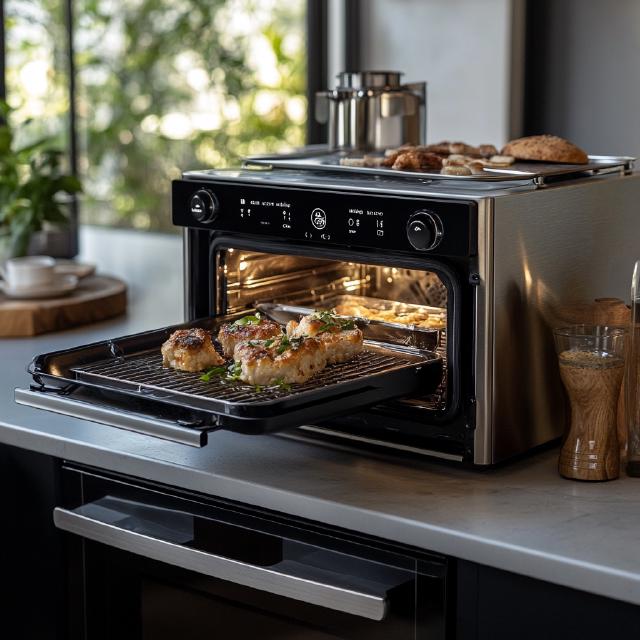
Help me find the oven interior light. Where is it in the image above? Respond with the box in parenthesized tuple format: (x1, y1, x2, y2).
(386, 277, 393, 284)
(239, 261, 248, 271)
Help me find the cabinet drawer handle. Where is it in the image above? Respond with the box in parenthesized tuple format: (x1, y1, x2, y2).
(53, 507, 388, 621)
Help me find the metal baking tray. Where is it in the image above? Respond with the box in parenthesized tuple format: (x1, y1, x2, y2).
(244, 148, 635, 185)
(26, 316, 442, 435)
(258, 296, 443, 351)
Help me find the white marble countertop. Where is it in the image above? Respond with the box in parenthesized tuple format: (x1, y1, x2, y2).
(1, 227, 640, 607)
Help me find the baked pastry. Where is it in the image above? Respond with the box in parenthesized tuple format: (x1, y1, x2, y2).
(501, 135, 588, 164)
(161, 328, 224, 372)
(441, 165, 472, 176)
(478, 144, 498, 157)
(424, 142, 452, 156)
(391, 150, 443, 171)
(487, 155, 515, 167)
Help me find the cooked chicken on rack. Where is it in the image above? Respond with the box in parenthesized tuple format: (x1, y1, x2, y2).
(234, 335, 327, 386)
(161, 328, 224, 372)
(286, 311, 364, 364)
(217, 314, 283, 357)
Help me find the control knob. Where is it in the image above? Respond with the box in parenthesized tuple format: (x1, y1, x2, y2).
(189, 189, 219, 223)
(406, 211, 443, 251)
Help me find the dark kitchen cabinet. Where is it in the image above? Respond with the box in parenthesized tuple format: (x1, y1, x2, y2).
(2, 448, 640, 639)
(57, 465, 449, 640)
(455, 560, 640, 639)
(0, 446, 66, 639)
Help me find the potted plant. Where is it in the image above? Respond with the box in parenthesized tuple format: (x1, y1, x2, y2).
(0, 100, 82, 259)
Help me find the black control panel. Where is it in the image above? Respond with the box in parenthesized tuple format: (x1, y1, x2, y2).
(173, 179, 477, 256)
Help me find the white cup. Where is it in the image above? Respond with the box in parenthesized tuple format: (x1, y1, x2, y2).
(1, 255, 56, 290)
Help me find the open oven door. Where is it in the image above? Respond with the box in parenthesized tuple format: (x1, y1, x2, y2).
(15, 315, 442, 447)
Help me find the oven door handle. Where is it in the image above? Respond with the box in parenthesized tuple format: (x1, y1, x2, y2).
(53, 507, 388, 621)
(15, 388, 209, 447)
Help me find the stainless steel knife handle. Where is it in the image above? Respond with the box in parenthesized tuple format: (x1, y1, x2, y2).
(53, 507, 388, 621)
(14, 388, 208, 447)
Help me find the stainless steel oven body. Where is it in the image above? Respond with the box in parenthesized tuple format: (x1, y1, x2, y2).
(15, 163, 640, 465)
(174, 167, 640, 465)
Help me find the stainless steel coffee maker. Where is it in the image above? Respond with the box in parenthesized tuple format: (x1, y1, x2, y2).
(315, 71, 426, 151)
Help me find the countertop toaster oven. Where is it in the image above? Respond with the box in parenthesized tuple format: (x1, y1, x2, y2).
(17, 155, 640, 465)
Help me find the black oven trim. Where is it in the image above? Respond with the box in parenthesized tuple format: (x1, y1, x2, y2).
(204, 232, 464, 423)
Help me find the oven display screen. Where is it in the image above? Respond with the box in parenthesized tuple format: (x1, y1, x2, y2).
(240, 196, 294, 230)
(173, 181, 475, 257)
(240, 195, 384, 242)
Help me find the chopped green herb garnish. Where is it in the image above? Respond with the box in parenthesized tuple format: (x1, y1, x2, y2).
(226, 313, 262, 333)
(226, 361, 243, 381)
(200, 361, 243, 384)
(312, 310, 356, 333)
(276, 334, 290, 354)
(273, 335, 305, 355)
(263, 338, 275, 348)
(199, 365, 227, 382)
(270, 377, 292, 392)
(234, 313, 261, 326)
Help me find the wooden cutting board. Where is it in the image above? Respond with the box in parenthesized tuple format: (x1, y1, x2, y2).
(0, 275, 127, 337)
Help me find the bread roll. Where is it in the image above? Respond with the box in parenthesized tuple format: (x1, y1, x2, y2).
(502, 135, 588, 164)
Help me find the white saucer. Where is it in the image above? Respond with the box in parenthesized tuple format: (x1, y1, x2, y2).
(54, 260, 96, 279)
(0, 274, 79, 299)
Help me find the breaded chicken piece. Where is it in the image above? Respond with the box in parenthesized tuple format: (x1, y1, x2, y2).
(161, 328, 224, 372)
(217, 314, 282, 357)
(234, 335, 327, 386)
(286, 311, 364, 364)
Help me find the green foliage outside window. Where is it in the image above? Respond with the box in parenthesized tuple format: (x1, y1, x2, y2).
(5, 0, 307, 232)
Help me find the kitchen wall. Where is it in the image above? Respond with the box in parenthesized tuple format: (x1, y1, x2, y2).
(358, 0, 524, 147)
(525, 0, 640, 159)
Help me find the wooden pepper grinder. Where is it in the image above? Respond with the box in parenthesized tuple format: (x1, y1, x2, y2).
(554, 325, 626, 481)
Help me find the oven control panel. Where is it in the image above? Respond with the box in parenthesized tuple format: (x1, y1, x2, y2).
(173, 180, 477, 256)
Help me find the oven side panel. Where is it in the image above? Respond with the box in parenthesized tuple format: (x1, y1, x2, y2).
(490, 172, 640, 463)
(473, 198, 494, 465)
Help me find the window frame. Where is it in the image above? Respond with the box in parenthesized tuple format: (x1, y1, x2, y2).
(0, 0, 336, 234)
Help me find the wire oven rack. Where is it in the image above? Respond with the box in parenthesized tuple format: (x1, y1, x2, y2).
(27, 317, 443, 435)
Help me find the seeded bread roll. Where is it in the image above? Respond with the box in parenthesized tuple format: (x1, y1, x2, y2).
(501, 135, 588, 164)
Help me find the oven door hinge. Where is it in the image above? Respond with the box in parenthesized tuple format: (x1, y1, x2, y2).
(468, 272, 481, 286)
(465, 397, 477, 430)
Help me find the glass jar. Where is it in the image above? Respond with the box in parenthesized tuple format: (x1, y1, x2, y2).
(554, 325, 626, 481)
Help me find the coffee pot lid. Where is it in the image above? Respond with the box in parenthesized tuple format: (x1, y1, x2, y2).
(336, 71, 403, 90)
